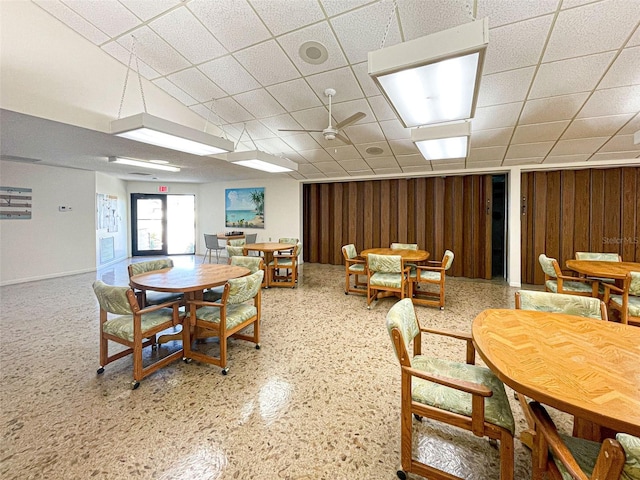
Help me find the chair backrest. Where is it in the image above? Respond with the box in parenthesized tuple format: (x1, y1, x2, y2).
(245, 233, 257, 244)
(226, 270, 264, 305)
(391, 243, 418, 250)
(575, 252, 622, 262)
(204, 234, 220, 249)
(515, 290, 607, 320)
(226, 245, 245, 257)
(128, 259, 174, 277)
(368, 253, 402, 274)
(538, 254, 559, 279)
(279, 237, 298, 244)
(385, 298, 420, 367)
(230, 255, 263, 274)
(228, 238, 246, 246)
(295, 242, 302, 258)
(93, 280, 135, 315)
(629, 271, 640, 296)
(615, 433, 640, 480)
(442, 250, 454, 270)
(342, 244, 358, 260)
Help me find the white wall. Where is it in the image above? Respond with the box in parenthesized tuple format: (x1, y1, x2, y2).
(0, 160, 96, 285)
(96, 173, 128, 266)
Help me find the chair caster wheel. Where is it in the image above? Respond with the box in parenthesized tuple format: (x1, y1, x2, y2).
(183, 357, 192, 363)
(439, 306, 444, 310)
(151, 344, 159, 351)
(397, 470, 407, 480)
(413, 414, 423, 421)
(221, 368, 229, 375)
(345, 292, 348, 295)
(489, 439, 498, 448)
(255, 344, 261, 350)
(97, 367, 105, 374)
(132, 381, 140, 390)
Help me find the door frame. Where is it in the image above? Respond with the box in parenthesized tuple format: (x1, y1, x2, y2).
(131, 193, 168, 256)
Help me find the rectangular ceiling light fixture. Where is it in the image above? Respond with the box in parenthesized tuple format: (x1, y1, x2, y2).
(368, 17, 488, 128)
(111, 113, 234, 156)
(108, 156, 180, 172)
(411, 121, 471, 161)
(225, 150, 298, 173)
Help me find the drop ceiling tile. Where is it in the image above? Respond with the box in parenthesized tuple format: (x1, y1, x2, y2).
(283, 152, 307, 164)
(167, 68, 226, 102)
(116, 26, 190, 76)
(34, 0, 110, 44)
(282, 133, 321, 151)
(365, 156, 399, 169)
(301, 172, 329, 179)
(320, 0, 377, 18)
(577, 85, 640, 118)
(505, 142, 554, 159)
(291, 107, 331, 131)
(231, 120, 275, 141)
(199, 56, 260, 95)
(561, 0, 594, 9)
(306, 67, 364, 104)
(466, 159, 503, 168)
(402, 165, 434, 173)
(519, 92, 589, 124)
(544, 154, 591, 164)
(254, 137, 295, 154)
(502, 157, 545, 166)
(396, 154, 426, 167)
(389, 140, 419, 155)
(512, 121, 570, 144)
(330, 99, 374, 126)
(297, 162, 322, 174)
(477, 0, 560, 29)
(472, 103, 523, 130)
(355, 141, 392, 158)
(153, 78, 198, 106)
(250, 0, 324, 36)
(549, 137, 609, 155)
(101, 41, 160, 79)
(599, 134, 640, 152)
(343, 122, 384, 144)
(260, 114, 304, 136)
(368, 95, 396, 121)
(62, 0, 141, 37)
(339, 158, 372, 172)
(277, 22, 348, 76)
(397, 0, 469, 41)
(214, 97, 254, 123)
(327, 145, 361, 160)
(267, 79, 322, 113)
(119, 0, 180, 21)
(149, 8, 227, 64)
(351, 62, 381, 97)
(590, 151, 640, 161)
(630, 26, 640, 47)
(235, 40, 300, 86)
(562, 114, 633, 139)
(329, 1, 402, 64)
(471, 127, 514, 148)
(619, 113, 640, 134)
(188, 0, 271, 52)
(431, 161, 465, 171)
(233, 89, 285, 118)
(477, 67, 536, 107)
(530, 51, 615, 99)
(299, 149, 334, 162)
(468, 146, 508, 162)
(287, 171, 305, 180)
(379, 119, 411, 140)
(484, 15, 553, 75)
(543, 0, 640, 62)
(600, 46, 640, 89)
(314, 161, 347, 174)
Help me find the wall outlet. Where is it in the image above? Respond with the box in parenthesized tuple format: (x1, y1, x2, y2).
(58, 205, 72, 211)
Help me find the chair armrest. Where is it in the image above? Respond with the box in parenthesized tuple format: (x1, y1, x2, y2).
(138, 299, 181, 314)
(415, 265, 445, 272)
(188, 299, 224, 308)
(347, 257, 365, 265)
(420, 328, 475, 364)
(402, 365, 493, 397)
(556, 273, 595, 284)
(426, 260, 443, 265)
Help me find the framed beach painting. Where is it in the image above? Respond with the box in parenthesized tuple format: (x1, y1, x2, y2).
(225, 187, 264, 229)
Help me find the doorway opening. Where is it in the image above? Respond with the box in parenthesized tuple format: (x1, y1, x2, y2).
(131, 193, 195, 256)
(491, 175, 506, 278)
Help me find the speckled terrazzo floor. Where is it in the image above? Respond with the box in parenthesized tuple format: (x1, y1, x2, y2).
(0, 256, 573, 480)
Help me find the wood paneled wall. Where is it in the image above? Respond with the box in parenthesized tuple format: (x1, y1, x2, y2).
(521, 167, 640, 285)
(303, 175, 494, 279)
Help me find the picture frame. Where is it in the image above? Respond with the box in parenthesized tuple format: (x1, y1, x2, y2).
(225, 187, 264, 229)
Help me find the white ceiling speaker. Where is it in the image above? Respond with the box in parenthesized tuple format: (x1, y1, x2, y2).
(299, 41, 329, 65)
(278, 88, 366, 144)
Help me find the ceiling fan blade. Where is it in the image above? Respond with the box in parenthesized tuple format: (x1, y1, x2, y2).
(334, 133, 352, 145)
(334, 112, 366, 130)
(278, 128, 324, 133)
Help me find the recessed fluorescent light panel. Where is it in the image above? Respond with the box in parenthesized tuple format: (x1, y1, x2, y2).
(111, 113, 234, 156)
(411, 121, 471, 161)
(368, 18, 488, 128)
(226, 150, 298, 173)
(108, 156, 180, 172)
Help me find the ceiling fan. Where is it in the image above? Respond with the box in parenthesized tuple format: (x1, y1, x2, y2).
(279, 88, 366, 144)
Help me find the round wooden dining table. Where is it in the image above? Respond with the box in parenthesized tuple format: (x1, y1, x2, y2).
(360, 247, 429, 263)
(243, 242, 296, 285)
(565, 259, 640, 279)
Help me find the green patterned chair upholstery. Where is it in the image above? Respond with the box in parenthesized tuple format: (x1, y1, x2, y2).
(183, 270, 264, 375)
(230, 255, 266, 288)
(539, 254, 598, 297)
(575, 252, 622, 261)
(228, 238, 246, 246)
(267, 243, 300, 288)
(92, 280, 183, 389)
(515, 290, 607, 321)
(526, 401, 639, 480)
(409, 249, 454, 310)
(366, 253, 410, 309)
(603, 272, 640, 326)
(391, 243, 418, 250)
(342, 244, 366, 296)
(127, 259, 183, 307)
(226, 245, 245, 262)
(386, 298, 515, 480)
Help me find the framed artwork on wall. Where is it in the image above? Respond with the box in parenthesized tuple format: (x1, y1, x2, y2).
(225, 187, 264, 229)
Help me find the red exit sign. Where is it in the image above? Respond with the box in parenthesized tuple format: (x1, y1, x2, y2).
(158, 185, 168, 193)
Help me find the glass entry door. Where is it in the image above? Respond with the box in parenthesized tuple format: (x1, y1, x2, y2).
(131, 194, 195, 256)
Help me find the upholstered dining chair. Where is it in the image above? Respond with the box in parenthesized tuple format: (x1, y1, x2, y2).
(390, 242, 418, 250)
(93, 280, 183, 389)
(230, 255, 266, 289)
(203, 234, 224, 263)
(183, 270, 264, 375)
(575, 252, 622, 261)
(226, 243, 246, 262)
(539, 254, 599, 297)
(525, 401, 639, 480)
(341, 244, 366, 295)
(602, 271, 640, 326)
(408, 249, 454, 309)
(366, 253, 410, 309)
(386, 299, 515, 480)
(127, 259, 183, 307)
(267, 243, 300, 288)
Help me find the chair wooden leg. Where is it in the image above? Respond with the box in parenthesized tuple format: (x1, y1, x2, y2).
(500, 430, 514, 480)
